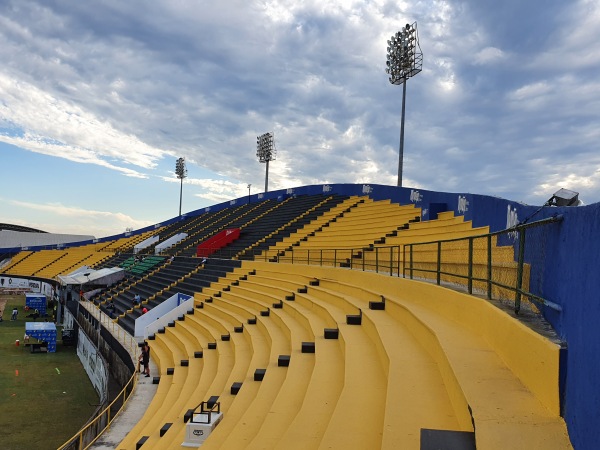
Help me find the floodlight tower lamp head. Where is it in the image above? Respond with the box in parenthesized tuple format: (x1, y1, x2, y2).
(175, 157, 187, 179)
(256, 132, 276, 163)
(386, 21, 423, 86)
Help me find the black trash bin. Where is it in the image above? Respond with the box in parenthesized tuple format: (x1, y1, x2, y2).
(62, 329, 77, 346)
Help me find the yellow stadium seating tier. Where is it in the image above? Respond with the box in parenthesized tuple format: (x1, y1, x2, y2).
(239, 261, 571, 450)
(117, 259, 571, 449)
(140, 316, 231, 448)
(241, 267, 468, 449)
(201, 289, 316, 449)
(264, 197, 365, 254)
(3, 246, 112, 278)
(1, 251, 32, 273)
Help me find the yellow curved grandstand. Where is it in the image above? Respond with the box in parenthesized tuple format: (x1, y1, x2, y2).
(0, 192, 573, 449)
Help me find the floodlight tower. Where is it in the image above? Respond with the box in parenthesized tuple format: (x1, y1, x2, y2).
(175, 157, 187, 216)
(256, 132, 276, 192)
(386, 22, 423, 187)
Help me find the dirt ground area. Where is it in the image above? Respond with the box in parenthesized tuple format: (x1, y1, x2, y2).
(0, 297, 6, 320)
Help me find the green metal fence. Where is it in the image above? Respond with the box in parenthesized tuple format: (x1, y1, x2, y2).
(254, 245, 402, 277)
(247, 216, 563, 315)
(402, 216, 563, 314)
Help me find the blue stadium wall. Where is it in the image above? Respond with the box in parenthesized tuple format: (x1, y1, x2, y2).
(2, 183, 597, 449)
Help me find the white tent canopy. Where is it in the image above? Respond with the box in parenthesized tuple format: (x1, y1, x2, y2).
(57, 267, 125, 287)
(134, 235, 160, 254)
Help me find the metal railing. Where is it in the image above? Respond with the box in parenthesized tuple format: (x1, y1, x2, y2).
(249, 245, 402, 277)
(57, 372, 138, 450)
(235, 217, 563, 315)
(402, 216, 563, 314)
(94, 305, 138, 355)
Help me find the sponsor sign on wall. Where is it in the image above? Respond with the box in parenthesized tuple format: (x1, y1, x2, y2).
(0, 276, 53, 295)
(77, 328, 108, 401)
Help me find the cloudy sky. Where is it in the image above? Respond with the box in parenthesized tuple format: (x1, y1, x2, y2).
(1, 0, 599, 238)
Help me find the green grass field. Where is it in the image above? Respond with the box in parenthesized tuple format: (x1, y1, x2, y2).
(0, 295, 99, 450)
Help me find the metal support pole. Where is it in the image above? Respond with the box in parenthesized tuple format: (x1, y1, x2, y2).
(402, 245, 406, 277)
(179, 177, 183, 216)
(398, 246, 404, 278)
(515, 228, 527, 314)
(409, 245, 414, 279)
(468, 237, 473, 294)
(265, 160, 269, 192)
(487, 235, 492, 299)
(437, 241, 441, 285)
(397, 80, 407, 187)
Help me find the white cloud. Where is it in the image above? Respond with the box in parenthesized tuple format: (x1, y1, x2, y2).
(445, 147, 468, 159)
(0, 0, 599, 238)
(0, 133, 148, 178)
(505, 80, 558, 113)
(1, 199, 154, 237)
(0, 73, 168, 172)
(532, 0, 600, 70)
(473, 47, 506, 65)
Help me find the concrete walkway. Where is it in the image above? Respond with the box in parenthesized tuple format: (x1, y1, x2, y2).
(79, 301, 158, 450)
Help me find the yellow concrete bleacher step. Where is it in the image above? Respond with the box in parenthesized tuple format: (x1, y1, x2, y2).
(130, 329, 191, 448)
(212, 319, 289, 447)
(272, 337, 344, 450)
(239, 271, 370, 448)
(241, 261, 571, 449)
(406, 301, 572, 450)
(276, 280, 388, 450)
(316, 325, 387, 450)
(243, 304, 316, 448)
(364, 302, 472, 449)
(200, 302, 257, 414)
(300, 280, 470, 449)
(147, 307, 231, 448)
(201, 302, 254, 402)
(197, 305, 273, 450)
(159, 308, 250, 449)
(266, 302, 344, 449)
(200, 279, 328, 449)
(117, 336, 174, 449)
